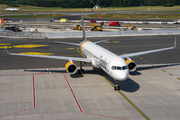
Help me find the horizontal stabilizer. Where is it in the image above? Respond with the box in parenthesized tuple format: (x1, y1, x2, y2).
(55, 41, 80, 46)
(94, 39, 109, 44)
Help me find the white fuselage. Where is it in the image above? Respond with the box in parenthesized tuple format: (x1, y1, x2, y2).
(5, 8, 18, 12)
(80, 41, 129, 81)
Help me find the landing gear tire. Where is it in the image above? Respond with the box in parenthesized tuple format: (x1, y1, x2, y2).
(78, 69, 85, 74)
(114, 86, 120, 91)
(114, 80, 120, 91)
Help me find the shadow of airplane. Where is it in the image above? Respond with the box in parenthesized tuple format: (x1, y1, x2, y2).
(24, 63, 180, 92)
(99, 69, 140, 92)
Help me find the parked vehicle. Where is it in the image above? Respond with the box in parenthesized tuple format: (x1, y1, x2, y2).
(90, 20, 96, 23)
(73, 25, 82, 30)
(174, 19, 180, 24)
(109, 21, 120, 26)
(89, 23, 102, 31)
(19, 26, 26, 30)
(161, 21, 167, 24)
(127, 24, 137, 31)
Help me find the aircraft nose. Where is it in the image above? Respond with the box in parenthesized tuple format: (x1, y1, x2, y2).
(115, 71, 129, 81)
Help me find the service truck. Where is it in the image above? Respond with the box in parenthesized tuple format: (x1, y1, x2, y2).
(109, 21, 120, 26)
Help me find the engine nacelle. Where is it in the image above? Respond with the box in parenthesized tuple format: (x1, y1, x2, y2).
(65, 62, 78, 74)
(126, 59, 137, 72)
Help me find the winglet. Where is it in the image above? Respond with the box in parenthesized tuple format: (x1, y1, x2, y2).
(173, 37, 176, 48)
(81, 12, 87, 41)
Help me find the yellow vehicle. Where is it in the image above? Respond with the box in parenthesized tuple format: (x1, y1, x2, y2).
(89, 23, 102, 31)
(73, 25, 82, 30)
(127, 24, 137, 31)
(60, 19, 68, 22)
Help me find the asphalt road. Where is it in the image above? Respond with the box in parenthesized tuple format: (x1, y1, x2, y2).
(0, 35, 179, 70)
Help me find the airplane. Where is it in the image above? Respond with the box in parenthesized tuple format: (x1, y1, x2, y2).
(6, 13, 176, 90)
(4, 6, 19, 12)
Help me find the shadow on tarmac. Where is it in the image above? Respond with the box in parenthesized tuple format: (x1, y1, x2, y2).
(24, 63, 180, 92)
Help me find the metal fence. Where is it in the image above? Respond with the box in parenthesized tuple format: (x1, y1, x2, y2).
(0, 31, 46, 38)
(0, 29, 180, 39)
(47, 29, 180, 39)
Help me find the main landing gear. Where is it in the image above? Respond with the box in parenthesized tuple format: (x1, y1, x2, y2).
(114, 80, 120, 91)
(78, 62, 86, 74)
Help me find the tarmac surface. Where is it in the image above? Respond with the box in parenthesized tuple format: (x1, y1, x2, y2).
(0, 35, 179, 70)
(0, 35, 180, 120)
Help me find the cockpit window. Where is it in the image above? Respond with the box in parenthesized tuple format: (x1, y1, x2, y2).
(111, 66, 116, 70)
(122, 65, 128, 70)
(117, 67, 122, 70)
(112, 66, 128, 70)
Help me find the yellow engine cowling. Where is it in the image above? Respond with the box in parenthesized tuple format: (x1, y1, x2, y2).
(65, 62, 77, 74)
(126, 59, 137, 72)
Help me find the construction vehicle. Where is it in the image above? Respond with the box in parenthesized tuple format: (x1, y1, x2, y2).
(35, 29, 38, 33)
(127, 24, 137, 31)
(89, 23, 102, 31)
(73, 25, 82, 30)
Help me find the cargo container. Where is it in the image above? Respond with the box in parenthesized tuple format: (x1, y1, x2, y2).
(109, 21, 120, 26)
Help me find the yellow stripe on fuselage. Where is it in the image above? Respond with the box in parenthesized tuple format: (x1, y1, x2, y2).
(80, 41, 90, 52)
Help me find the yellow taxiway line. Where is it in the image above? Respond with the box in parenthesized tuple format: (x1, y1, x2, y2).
(76, 49, 150, 120)
(19, 52, 54, 55)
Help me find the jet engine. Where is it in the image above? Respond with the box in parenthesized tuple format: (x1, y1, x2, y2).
(125, 59, 137, 72)
(65, 62, 78, 74)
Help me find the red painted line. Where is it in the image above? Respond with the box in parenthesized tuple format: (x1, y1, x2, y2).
(33, 74, 36, 108)
(0, 108, 34, 118)
(0, 74, 36, 118)
(63, 73, 83, 112)
(63, 73, 127, 120)
(0, 72, 60, 77)
(83, 112, 127, 120)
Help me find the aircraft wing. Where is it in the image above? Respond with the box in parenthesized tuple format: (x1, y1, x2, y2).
(8, 52, 91, 63)
(120, 38, 176, 58)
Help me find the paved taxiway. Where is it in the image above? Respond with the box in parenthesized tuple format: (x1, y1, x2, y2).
(0, 35, 180, 120)
(0, 35, 179, 70)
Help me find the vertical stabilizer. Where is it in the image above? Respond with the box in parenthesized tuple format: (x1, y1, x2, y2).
(81, 13, 87, 41)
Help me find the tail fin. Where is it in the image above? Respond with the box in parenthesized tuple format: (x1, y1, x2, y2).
(81, 12, 87, 41)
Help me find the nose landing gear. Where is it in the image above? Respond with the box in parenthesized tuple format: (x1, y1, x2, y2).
(114, 80, 120, 90)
